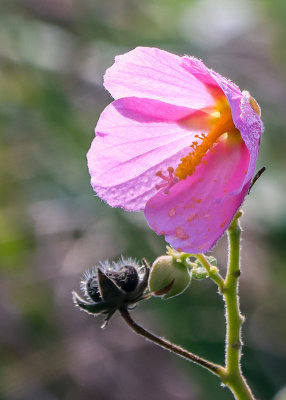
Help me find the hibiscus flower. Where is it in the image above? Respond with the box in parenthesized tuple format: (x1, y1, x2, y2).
(87, 47, 263, 253)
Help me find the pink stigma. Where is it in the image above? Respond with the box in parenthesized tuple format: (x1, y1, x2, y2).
(155, 167, 179, 194)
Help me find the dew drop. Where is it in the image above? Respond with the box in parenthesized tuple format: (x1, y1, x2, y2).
(142, 175, 150, 184)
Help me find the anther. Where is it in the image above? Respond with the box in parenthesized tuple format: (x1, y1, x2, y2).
(195, 133, 206, 140)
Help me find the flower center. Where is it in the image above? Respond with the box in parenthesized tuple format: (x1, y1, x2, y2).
(175, 104, 240, 180)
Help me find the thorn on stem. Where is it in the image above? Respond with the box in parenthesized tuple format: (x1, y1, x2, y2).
(230, 340, 242, 350)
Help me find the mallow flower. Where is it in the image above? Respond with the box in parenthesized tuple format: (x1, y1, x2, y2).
(87, 47, 263, 253)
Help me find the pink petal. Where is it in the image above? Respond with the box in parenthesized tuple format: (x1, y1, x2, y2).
(207, 71, 263, 186)
(144, 139, 250, 253)
(104, 47, 218, 110)
(88, 97, 212, 211)
(181, 56, 229, 99)
(182, 56, 263, 187)
(232, 91, 263, 184)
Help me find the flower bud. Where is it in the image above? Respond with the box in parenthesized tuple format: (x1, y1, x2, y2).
(148, 255, 191, 299)
(192, 267, 208, 280)
(190, 255, 218, 280)
(207, 256, 217, 267)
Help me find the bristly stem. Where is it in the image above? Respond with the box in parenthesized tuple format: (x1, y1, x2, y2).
(220, 211, 256, 400)
(120, 210, 256, 399)
(119, 307, 225, 377)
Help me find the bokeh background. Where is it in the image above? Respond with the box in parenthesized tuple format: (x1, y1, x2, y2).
(1, 0, 286, 399)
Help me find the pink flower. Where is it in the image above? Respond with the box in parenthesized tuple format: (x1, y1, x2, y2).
(87, 47, 263, 253)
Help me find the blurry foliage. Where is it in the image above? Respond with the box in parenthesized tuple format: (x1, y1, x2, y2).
(0, 0, 286, 399)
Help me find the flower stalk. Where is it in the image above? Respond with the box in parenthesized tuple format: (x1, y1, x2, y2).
(195, 253, 225, 292)
(219, 212, 256, 400)
(118, 211, 256, 400)
(73, 214, 258, 399)
(119, 307, 224, 377)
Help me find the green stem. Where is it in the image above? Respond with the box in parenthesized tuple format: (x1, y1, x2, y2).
(221, 211, 255, 400)
(119, 211, 255, 399)
(195, 253, 225, 291)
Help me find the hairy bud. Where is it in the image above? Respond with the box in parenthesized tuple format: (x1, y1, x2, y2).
(149, 255, 191, 299)
(72, 257, 149, 327)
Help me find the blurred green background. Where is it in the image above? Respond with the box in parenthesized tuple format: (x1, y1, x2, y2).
(1, 0, 286, 399)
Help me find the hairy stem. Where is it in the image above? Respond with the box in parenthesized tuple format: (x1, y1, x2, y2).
(221, 212, 256, 400)
(119, 307, 225, 377)
(119, 211, 256, 399)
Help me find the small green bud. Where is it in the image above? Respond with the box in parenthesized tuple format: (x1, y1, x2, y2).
(192, 266, 208, 280)
(188, 255, 218, 281)
(210, 266, 219, 275)
(207, 256, 217, 267)
(148, 255, 191, 299)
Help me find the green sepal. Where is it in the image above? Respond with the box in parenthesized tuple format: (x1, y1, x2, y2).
(207, 256, 217, 267)
(148, 255, 191, 299)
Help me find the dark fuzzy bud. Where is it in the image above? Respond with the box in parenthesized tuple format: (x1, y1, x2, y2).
(86, 276, 102, 302)
(106, 266, 139, 293)
(72, 257, 150, 328)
